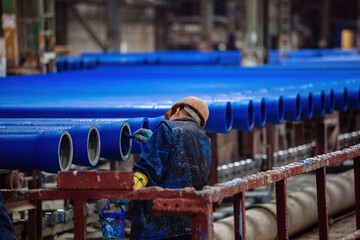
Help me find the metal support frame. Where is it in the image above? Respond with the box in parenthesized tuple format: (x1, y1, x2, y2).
(316, 167, 329, 240)
(234, 192, 246, 240)
(69, 4, 107, 50)
(276, 179, 288, 240)
(355, 157, 360, 230)
(316, 112, 339, 155)
(27, 170, 42, 240)
(207, 132, 218, 185)
(2, 145, 360, 239)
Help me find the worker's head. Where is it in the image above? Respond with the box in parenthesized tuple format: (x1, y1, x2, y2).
(165, 96, 209, 128)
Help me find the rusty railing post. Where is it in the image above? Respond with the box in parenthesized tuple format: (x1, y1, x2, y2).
(28, 170, 42, 240)
(191, 203, 214, 240)
(276, 179, 289, 240)
(355, 157, 360, 230)
(234, 192, 246, 240)
(74, 199, 87, 240)
(316, 166, 329, 240)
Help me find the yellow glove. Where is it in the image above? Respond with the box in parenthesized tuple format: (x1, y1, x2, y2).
(134, 171, 149, 190)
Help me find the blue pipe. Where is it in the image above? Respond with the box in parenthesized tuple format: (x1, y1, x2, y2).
(0, 125, 100, 167)
(148, 116, 165, 132)
(334, 87, 348, 112)
(300, 92, 313, 120)
(0, 130, 73, 173)
(312, 91, 325, 116)
(97, 121, 132, 161)
(232, 100, 254, 131)
(204, 102, 233, 133)
(253, 98, 267, 128)
(325, 90, 335, 114)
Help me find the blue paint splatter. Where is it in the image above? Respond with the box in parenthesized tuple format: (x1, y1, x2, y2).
(298, 160, 312, 166)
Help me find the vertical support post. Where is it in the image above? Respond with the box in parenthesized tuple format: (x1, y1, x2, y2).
(355, 157, 360, 230)
(319, 0, 330, 48)
(278, 0, 291, 57)
(191, 203, 214, 240)
(73, 199, 87, 240)
(316, 121, 327, 155)
(275, 179, 288, 240)
(28, 170, 42, 240)
(200, 0, 214, 43)
(207, 132, 218, 186)
(107, 0, 120, 51)
(316, 167, 329, 240)
(234, 192, 246, 240)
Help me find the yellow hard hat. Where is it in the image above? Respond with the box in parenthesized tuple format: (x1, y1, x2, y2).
(165, 96, 209, 127)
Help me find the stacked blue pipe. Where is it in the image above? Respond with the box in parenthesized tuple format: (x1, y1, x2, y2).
(56, 50, 242, 72)
(2, 50, 360, 173)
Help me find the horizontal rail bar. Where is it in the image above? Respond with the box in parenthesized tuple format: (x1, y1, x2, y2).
(3, 145, 360, 205)
(200, 144, 360, 203)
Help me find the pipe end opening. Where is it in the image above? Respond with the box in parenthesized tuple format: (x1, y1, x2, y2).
(260, 98, 266, 125)
(59, 131, 73, 171)
(248, 101, 254, 128)
(279, 96, 284, 121)
(321, 91, 325, 111)
(225, 102, 232, 131)
(120, 122, 132, 161)
(344, 88, 348, 104)
(296, 94, 301, 117)
(330, 90, 335, 109)
(88, 125, 100, 166)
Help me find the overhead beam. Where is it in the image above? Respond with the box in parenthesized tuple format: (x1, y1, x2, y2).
(69, 4, 107, 50)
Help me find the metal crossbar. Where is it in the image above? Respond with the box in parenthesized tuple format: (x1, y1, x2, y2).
(2, 145, 360, 239)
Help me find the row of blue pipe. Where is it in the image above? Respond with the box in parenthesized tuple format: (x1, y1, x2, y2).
(0, 64, 356, 132)
(268, 48, 357, 64)
(56, 51, 241, 72)
(0, 117, 166, 173)
(56, 49, 357, 71)
(1, 50, 360, 173)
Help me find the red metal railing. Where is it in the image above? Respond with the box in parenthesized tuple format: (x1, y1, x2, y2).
(2, 144, 360, 240)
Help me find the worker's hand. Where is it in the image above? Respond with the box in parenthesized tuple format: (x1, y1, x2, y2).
(133, 128, 153, 144)
(110, 199, 131, 205)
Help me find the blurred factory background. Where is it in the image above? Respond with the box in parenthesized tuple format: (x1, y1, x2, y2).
(0, 0, 360, 239)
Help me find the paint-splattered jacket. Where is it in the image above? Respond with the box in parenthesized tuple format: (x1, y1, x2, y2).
(0, 192, 16, 240)
(131, 118, 211, 240)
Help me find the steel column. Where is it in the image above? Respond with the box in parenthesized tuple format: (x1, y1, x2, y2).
(316, 167, 329, 240)
(74, 199, 87, 240)
(107, 0, 120, 51)
(355, 157, 360, 230)
(276, 179, 288, 240)
(28, 170, 42, 240)
(191, 203, 213, 240)
(234, 192, 246, 240)
(207, 132, 218, 185)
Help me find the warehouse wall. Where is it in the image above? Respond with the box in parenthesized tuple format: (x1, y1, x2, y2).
(66, 4, 155, 55)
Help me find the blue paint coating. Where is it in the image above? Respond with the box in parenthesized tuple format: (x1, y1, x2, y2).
(298, 160, 312, 166)
(131, 118, 211, 239)
(99, 201, 126, 239)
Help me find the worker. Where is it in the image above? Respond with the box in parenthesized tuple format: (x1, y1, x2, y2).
(131, 96, 212, 240)
(0, 192, 16, 239)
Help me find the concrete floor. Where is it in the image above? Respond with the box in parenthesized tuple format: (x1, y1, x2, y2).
(292, 210, 356, 239)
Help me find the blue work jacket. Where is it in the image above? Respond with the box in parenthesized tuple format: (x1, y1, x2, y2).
(131, 118, 211, 239)
(0, 192, 16, 240)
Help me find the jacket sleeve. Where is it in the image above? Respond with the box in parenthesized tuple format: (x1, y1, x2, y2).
(133, 122, 172, 186)
(0, 192, 16, 239)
